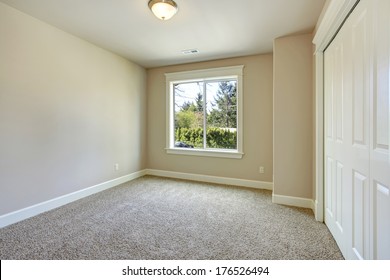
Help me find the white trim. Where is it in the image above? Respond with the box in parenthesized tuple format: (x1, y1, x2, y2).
(165, 65, 244, 158)
(313, 0, 359, 52)
(314, 52, 325, 222)
(145, 169, 273, 190)
(165, 65, 244, 81)
(314, 200, 320, 216)
(272, 193, 315, 210)
(0, 170, 146, 228)
(165, 148, 243, 159)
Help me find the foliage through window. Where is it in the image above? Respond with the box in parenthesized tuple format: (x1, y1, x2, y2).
(174, 80, 237, 149)
(166, 66, 243, 158)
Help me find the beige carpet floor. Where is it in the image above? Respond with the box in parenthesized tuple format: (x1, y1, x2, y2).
(0, 176, 343, 260)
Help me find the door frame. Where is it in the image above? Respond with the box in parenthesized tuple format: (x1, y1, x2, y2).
(312, 0, 359, 221)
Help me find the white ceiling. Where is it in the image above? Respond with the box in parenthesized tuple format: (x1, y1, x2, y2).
(0, 0, 326, 68)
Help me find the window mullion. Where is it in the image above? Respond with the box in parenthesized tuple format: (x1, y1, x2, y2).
(203, 82, 207, 149)
(172, 83, 175, 148)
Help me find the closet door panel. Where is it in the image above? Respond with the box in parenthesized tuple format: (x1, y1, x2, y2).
(347, 0, 371, 260)
(324, 26, 348, 257)
(371, 0, 390, 260)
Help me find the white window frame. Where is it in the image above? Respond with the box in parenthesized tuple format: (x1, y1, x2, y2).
(165, 65, 244, 159)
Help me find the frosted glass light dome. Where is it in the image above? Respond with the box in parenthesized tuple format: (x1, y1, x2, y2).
(148, 0, 178, 20)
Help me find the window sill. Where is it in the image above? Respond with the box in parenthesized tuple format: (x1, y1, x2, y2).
(165, 148, 244, 159)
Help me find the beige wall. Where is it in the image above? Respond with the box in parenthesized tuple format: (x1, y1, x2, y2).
(273, 33, 314, 199)
(147, 55, 273, 182)
(0, 3, 147, 215)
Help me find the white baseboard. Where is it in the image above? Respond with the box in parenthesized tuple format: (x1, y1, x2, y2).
(145, 169, 273, 190)
(312, 200, 317, 213)
(272, 193, 314, 210)
(313, 199, 324, 222)
(0, 170, 146, 228)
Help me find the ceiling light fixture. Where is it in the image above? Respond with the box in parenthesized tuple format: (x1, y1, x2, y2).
(148, 0, 178, 21)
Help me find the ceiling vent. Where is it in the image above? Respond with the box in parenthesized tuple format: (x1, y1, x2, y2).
(181, 49, 199, 55)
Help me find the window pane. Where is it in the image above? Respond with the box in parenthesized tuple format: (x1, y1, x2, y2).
(206, 80, 237, 149)
(174, 82, 204, 148)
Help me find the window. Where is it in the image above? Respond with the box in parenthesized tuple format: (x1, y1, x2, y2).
(165, 66, 244, 158)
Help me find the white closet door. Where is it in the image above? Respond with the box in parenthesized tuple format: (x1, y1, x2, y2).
(347, 0, 371, 260)
(324, 31, 348, 255)
(370, 0, 390, 260)
(324, 0, 390, 260)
